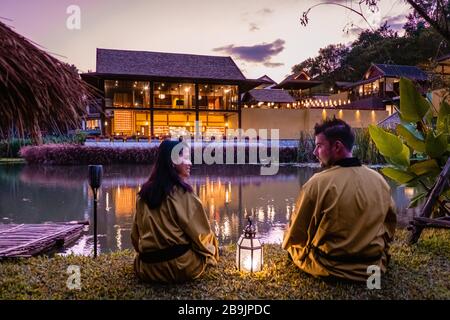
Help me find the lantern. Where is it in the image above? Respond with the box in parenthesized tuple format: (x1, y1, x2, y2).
(236, 217, 263, 273)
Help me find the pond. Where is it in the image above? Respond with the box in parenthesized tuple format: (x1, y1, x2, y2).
(0, 164, 420, 255)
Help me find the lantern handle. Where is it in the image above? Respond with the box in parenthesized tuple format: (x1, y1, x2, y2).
(243, 216, 256, 238)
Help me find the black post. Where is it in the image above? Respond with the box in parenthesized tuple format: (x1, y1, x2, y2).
(93, 188, 98, 258)
(88, 165, 103, 258)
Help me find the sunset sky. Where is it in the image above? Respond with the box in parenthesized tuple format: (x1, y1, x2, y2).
(1, 0, 412, 82)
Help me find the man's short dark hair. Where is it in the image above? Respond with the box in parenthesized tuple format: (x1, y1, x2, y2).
(314, 117, 355, 151)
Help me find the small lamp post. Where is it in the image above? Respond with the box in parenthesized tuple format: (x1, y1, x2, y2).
(88, 165, 103, 258)
(236, 217, 263, 273)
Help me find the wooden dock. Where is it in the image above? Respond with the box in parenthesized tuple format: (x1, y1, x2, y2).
(0, 221, 88, 258)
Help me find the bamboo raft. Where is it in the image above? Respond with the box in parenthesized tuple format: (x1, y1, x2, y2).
(0, 221, 88, 258)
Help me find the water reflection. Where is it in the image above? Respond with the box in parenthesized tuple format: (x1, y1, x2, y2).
(0, 164, 420, 255)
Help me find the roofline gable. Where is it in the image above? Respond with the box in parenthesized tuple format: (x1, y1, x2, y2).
(95, 48, 247, 81)
(294, 71, 310, 80)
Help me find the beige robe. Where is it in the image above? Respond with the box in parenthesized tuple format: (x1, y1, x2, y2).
(131, 186, 219, 283)
(282, 165, 397, 282)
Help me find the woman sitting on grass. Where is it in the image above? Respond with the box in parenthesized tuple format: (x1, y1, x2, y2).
(131, 139, 219, 283)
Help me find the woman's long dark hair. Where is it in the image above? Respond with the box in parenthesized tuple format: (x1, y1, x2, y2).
(139, 140, 192, 209)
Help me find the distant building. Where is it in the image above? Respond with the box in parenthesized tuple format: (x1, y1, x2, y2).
(274, 71, 323, 101)
(435, 53, 450, 77)
(255, 75, 277, 89)
(430, 54, 450, 110)
(240, 70, 389, 138)
(81, 48, 262, 139)
(341, 63, 429, 113)
(242, 88, 295, 109)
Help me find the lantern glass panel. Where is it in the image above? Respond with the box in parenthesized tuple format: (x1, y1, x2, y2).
(236, 236, 263, 272)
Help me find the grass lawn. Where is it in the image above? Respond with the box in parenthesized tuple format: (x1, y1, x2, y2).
(0, 229, 449, 300)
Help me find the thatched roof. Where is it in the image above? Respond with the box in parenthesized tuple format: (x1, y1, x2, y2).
(0, 21, 96, 144)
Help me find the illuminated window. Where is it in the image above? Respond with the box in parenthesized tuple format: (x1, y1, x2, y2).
(114, 110, 133, 133)
(86, 119, 99, 129)
(153, 82, 195, 109)
(105, 80, 150, 108)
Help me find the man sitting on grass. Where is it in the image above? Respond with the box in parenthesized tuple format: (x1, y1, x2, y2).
(283, 118, 397, 282)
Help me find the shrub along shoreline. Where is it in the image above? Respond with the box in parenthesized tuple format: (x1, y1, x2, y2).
(0, 133, 86, 158)
(1, 128, 384, 165)
(18, 136, 384, 166)
(0, 229, 448, 299)
(19, 144, 300, 165)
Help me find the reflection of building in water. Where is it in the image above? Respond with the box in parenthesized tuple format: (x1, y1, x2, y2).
(105, 191, 112, 212)
(197, 177, 233, 220)
(192, 176, 241, 244)
(115, 225, 122, 250)
(104, 186, 137, 252)
(100, 170, 302, 246)
(189, 174, 302, 243)
(257, 207, 264, 224)
(113, 186, 136, 216)
(225, 182, 231, 204)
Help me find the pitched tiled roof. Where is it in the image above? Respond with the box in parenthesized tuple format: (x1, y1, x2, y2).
(245, 89, 295, 103)
(373, 64, 429, 81)
(274, 72, 322, 89)
(345, 63, 429, 89)
(279, 72, 309, 83)
(96, 48, 246, 80)
(344, 77, 379, 88)
(335, 81, 353, 88)
(257, 75, 277, 84)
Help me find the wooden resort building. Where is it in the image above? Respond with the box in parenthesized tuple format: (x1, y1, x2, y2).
(254, 75, 277, 89)
(341, 63, 429, 111)
(430, 54, 450, 110)
(81, 49, 264, 140)
(273, 71, 323, 100)
(242, 88, 295, 109)
(240, 69, 391, 138)
(435, 53, 450, 77)
(240, 64, 431, 138)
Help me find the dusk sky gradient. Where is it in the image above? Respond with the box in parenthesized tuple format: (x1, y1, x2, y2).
(1, 0, 412, 82)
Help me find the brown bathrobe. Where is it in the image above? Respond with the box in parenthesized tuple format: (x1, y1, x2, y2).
(282, 160, 397, 282)
(131, 186, 219, 283)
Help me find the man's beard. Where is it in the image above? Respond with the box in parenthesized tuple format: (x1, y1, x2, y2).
(320, 162, 332, 169)
(318, 157, 334, 169)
